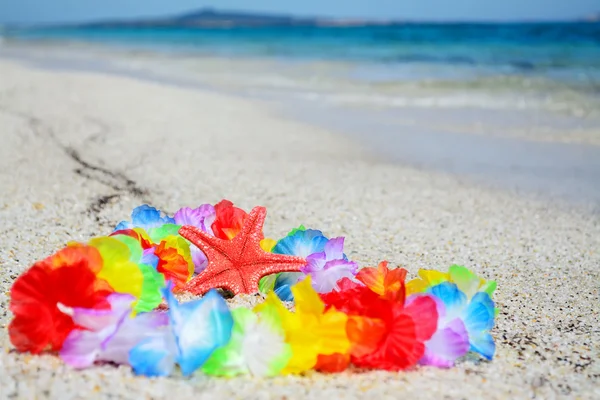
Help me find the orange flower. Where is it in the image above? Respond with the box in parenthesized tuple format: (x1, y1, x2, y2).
(355, 261, 407, 301)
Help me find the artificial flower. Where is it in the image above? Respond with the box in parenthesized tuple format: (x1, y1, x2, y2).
(174, 205, 216, 273)
(129, 282, 233, 377)
(424, 282, 496, 362)
(267, 227, 330, 299)
(255, 277, 350, 374)
(261, 228, 346, 301)
(272, 227, 329, 258)
(355, 261, 405, 301)
(9, 246, 114, 353)
(211, 200, 248, 240)
(314, 352, 351, 373)
(60, 293, 168, 368)
(111, 227, 153, 250)
(202, 306, 292, 377)
(108, 230, 165, 312)
(114, 205, 175, 231)
(302, 237, 358, 294)
(260, 238, 277, 253)
(321, 262, 438, 371)
(174, 204, 216, 236)
(409, 284, 470, 368)
(146, 224, 182, 243)
(270, 273, 305, 302)
(406, 265, 497, 299)
(153, 236, 194, 291)
(85, 237, 144, 311)
(111, 228, 193, 292)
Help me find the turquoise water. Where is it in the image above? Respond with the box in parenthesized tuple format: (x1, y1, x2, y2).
(7, 23, 600, 70)
(2, 23, 600, 205)
(5, 23, 600, 116)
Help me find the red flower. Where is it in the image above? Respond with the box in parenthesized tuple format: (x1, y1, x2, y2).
(315, 353, 351, 373)
(349, 296, 438, 370)
(321, 262, 438, 371)
(211, 200, 248, 240)
(9, 246, 113, 354)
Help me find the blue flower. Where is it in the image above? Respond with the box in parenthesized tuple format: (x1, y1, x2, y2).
(266, 228, 330, 301)
(129, 282, 233, 377)
(463, 292, 496, 360)
(115, 205, 175, 232)
(425, 282, 496, 362)
(272, 228, 329, 258)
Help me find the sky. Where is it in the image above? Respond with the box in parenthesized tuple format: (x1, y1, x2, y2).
(0, 0, 598, 24)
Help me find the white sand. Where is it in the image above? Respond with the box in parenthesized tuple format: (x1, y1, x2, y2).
(0, 58, 599, 399)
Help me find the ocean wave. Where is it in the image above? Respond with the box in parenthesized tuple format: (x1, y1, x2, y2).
(8, 22, 600, 69)
(291, 88, 600, 116)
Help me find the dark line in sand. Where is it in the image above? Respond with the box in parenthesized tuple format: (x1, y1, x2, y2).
(0, 106, 153, 222)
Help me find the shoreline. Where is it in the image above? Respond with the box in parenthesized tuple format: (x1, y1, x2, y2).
(1, 42, 599, 210)
(0, 55, 599, 399)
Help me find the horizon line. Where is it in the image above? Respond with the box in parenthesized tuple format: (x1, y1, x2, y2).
(1, 6, 598, 27)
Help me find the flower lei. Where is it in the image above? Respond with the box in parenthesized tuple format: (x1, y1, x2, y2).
(8, 200, 497, 377)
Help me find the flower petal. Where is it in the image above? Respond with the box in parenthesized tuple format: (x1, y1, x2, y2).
(163, 284, 233, 376)
(60, 329, 102, 369)
(190, 245, 208, 274)
(101, 311, 169, 366)
(323, 237, 345, 260)
(129, 333, 176, 377)
(203, 307, 291, 377)
(272, 228, 329, 258)
(420, 318, 469, 368)
(462, 292, 496, 360)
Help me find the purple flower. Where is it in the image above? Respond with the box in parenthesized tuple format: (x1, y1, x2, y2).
(173, 205, 216, 274)
(415, 282, 495, 368)
(419, 312, 469, 368)
(301, 237, 359, 293)
(59, 293, 168, 369)
(173, 205, 216, 235)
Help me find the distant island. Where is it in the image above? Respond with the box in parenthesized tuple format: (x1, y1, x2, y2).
(8, 8, 599, 30)
(580, 12, 600, 22)
(75, 8, 393, 29)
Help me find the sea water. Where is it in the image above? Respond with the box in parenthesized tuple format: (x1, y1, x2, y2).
(3, 23, 600, 206)
(6, 23, 600, 116)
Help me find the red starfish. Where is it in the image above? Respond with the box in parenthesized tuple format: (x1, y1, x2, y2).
(178, 206, 307, 295)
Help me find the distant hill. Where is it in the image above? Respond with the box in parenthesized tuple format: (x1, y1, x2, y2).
(80, 8, 319, 28)
(76, 8, 388, 28)
(34, 8, 598, 30)
(580, 12, 600, 22)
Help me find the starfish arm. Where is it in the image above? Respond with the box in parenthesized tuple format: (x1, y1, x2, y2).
(258, 252, 307, 266)
(179, 226, 225, 254)
(238, 207, 267, 239)
(247, 258, 307, 289)
(184, 269, 244, 295)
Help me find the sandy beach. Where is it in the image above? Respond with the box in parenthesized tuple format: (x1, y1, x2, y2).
(0, 56, 599, 399)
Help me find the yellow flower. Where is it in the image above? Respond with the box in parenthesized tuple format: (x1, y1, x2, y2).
(255, 276, 350, 374)
(260, 238, 277, 253)
(406, 265, 496, 299)
(405, 270, 449, 295)
(87, 237, 144, 309)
